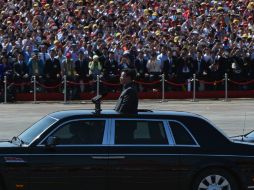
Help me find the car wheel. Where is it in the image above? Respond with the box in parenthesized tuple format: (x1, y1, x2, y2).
(193, 169, 238, 190)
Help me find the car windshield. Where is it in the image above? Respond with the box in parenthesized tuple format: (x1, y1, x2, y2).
(18, 116, 58, 145)
(245, 131, 254, 138)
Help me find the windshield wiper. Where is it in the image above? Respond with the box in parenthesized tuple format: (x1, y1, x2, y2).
(11, 136, 26, 146)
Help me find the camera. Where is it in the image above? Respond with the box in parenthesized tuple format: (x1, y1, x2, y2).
(91, 95, 102, 104)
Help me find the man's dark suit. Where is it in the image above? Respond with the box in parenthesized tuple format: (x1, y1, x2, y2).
(115, 82, 138, 114)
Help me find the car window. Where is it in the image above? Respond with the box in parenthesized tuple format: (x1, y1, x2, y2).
(50, 120, 105, 145)
(169, 121, 196, 145)
(19, 116, 57, 145)
(115, 120, 168, 145)
(245, 130, 254, 138)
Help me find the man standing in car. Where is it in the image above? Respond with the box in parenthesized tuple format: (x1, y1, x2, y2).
(115, 68, 138, 114)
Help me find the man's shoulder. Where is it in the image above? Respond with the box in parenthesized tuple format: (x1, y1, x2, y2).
(125, 85, 138, 95)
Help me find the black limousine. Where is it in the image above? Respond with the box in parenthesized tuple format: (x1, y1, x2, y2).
(0, 108, 254, 190)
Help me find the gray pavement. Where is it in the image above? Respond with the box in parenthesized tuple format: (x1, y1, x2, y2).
(0, 99, 254, 139)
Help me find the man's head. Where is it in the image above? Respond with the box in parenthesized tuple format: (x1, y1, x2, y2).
(78, 51, 84, 59)
(120, 69, 136, 85)
(197, 51, 202, 58)
(33, 49, 39, 59)
(49, 49, 56, 58)
(17, 52, 24, 61)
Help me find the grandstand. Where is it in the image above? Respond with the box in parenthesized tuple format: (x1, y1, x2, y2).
(0, 0, 253, 101)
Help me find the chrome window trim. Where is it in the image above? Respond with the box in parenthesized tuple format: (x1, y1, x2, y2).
(48, 115, 59, 121)
(2, 153, 254, 158)
(111, 118, 172, 146)
(110, 118, 115, 145)
(102, 119, 110, 145)
(163, 120, 175, 145)
(37, 118, 109, 146)
(37, 144, 109, 147)
(104, 144, 199, 148)
(108, 118, 113, 145)
(168, 120, 200, 147)
(28, 115, 59, 146)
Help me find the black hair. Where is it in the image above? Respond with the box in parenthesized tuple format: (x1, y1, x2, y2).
(122, 68, 136, 80)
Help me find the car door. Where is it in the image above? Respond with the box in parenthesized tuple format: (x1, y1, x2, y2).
(108, 119, 181, 190)
(0, 147, 31, 190)
(167, 120, 201, 189)
(27, 119, 109, 190)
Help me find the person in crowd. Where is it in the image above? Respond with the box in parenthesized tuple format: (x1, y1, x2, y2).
(88, 54, 103, 93)
(163, 49, 178, 80)
(157, 45, 169, 70)
(177, 49, 193, 91)
(62, 52, 78, 99)
(12, 52, 29, 93)
(207, 51, 225, 91)
(229, 49, 245, 90)
(0, 55, 13, 93)
(102, 50, 119, 92)
(39, 45, 50, 65)
(27, 49, 44, 86)
(192, 51, 208, 91)
(75, 51, 89, 93)
(56, 49, 66, 72)
(146, 52, 162, 80)
(135, 50, 148, 92)
(88, 54, 102, 80)
(118, 54, 134, 71)
(242, 50, 253, 90)
(44, 48, 61, 92)
(146, 52, 162, 92)
(0, 55, 13, 81)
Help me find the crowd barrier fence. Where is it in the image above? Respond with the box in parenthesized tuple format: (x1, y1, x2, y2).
(1, 74, 254, 103)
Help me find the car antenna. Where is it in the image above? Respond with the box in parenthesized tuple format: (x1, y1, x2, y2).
(242, 112, 247, 141)
(91, 95, 102, 114)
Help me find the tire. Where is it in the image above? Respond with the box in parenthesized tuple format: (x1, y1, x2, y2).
(192, 168, 238, 190)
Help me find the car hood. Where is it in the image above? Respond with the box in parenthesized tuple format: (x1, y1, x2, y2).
(0, 140, 18, 147)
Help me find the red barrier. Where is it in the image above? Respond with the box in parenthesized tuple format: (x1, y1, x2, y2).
(7, 77, 254, 101)
(199, 80, 224, 85)
(134, 80, 161, 85)
(165, 80, 187, 86)
(101, 81, 121, 87)
(67, 80, 94, 86)
(13, 82, 31, 87)
(229, 79, 254, 85)
(37, 82, 62, 89)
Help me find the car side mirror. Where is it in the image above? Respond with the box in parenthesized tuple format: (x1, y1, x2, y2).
(46, 136, 58, 147)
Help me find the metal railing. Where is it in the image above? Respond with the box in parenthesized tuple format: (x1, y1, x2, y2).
(1, 74, 254, 103)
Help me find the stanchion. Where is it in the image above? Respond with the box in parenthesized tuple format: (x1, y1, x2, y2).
(224, 73, 229, 102)
(33, 76, 37, 104)
(160, 74, 167, 102)
(96, 75, 100, 96)
(63, 75, 67, 104)
(4, 76, 7, 104)
(191, 74, 198, 102)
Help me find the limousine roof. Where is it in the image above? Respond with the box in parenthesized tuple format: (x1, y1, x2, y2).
(49, 109, 201, 120)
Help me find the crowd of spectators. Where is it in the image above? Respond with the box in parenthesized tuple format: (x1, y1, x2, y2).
(0, 0, 254, 98)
